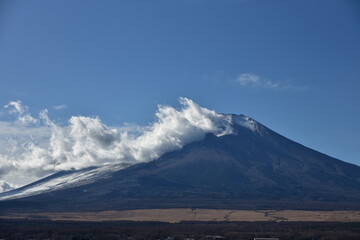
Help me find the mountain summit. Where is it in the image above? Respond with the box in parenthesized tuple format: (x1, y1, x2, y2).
(1, 114, 360, 212)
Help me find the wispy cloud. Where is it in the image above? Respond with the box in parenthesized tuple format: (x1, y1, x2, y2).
(4, 101, 38, 125)
(53, 104, 67, 110)
(236, 73, 307, 91)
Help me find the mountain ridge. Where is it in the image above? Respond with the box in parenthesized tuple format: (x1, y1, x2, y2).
(1, 113, 360, 212)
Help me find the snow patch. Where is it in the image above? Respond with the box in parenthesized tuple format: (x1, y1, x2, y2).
(231, 114, 261, 132)
(0, 163, 128, 200)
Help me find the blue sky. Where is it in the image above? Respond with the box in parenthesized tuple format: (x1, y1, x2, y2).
(0, 0, 359, 166)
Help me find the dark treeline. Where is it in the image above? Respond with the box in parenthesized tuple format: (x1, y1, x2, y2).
(0, 219, 360, 240)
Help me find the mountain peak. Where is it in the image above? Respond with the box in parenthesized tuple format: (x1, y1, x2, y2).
(231, 114, 258, 131)
(1, 113, 360, 212)
(1, 98, 360, 212)
(219, 113, 264, 134)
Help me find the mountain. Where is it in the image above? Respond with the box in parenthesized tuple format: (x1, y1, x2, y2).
(1, 114, 360, 212)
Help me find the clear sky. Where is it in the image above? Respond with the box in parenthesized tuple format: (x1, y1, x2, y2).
(0, 0, 359, 166)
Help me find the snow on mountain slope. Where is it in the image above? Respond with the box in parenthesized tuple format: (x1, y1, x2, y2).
(230, 114, 262, 133)
(0, 163, 129, 200)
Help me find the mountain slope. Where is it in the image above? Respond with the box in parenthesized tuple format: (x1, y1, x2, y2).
(1, 114, 360, 212)
(0, 164, 129, 201)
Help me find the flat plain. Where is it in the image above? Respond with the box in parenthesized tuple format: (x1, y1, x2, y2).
(2, 208, 360, 222)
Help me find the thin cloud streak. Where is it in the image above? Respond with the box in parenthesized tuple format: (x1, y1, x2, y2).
(53, 105, 67, 110)
(236, 73, 307, 91)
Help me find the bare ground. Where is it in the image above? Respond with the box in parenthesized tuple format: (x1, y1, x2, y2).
(2, 209, 360, 223)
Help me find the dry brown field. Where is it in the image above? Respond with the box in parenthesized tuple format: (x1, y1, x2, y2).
(2, 208, 360, 222)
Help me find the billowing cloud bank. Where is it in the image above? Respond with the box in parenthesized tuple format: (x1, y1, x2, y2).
(0, 98, 233, 190)
(0, 180, 14, 193)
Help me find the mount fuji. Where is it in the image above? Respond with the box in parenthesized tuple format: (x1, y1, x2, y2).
(1, 114, 360, 212)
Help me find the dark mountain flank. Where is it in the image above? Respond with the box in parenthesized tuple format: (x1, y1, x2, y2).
(1, 114, 360, 212)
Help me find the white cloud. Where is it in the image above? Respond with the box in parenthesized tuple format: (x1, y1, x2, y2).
(0, 180, 14, 193)
(4, 101, 38, 125)
(0, 97, 234, 190)
(236, 73, 307, 91)
(53, 104, 67, 110)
